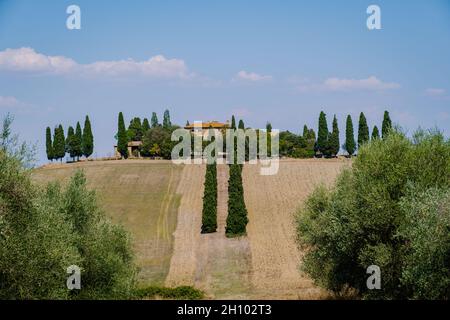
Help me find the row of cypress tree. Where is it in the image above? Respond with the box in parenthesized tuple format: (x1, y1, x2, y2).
(201, 163, 218, 233)
(45, 116, 94, 162)
(198, 115, 249, 236)
(228, 116, 248, 235)
(225, 164, 248, 237)
(317, 110, 392, 157)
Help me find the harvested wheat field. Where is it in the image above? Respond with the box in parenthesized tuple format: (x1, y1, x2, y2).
(32, 160, 184, 285)
(32, 158, 348, 299)
(242, 158, 350, 299)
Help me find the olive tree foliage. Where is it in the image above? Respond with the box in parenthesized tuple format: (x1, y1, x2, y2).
(397, 186, 450, 299)
(0, 113, 36, 167)
(58, 171, 136, 299)
(0, 115, 136, 299)
(296, 129, 450, 299)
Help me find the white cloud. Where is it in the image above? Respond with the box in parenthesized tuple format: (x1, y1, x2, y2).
(230, 107, 251, 117)
(324, 76, 400, 91)
(0, 47, 76, 74)
(0, 47, 192, 79)
(439, 111, 449, 120)
(235, 70, 272, 82)
(0, 95, 20, 108)
(298, 76, 400, 92)
(425, 88, 446, 97)
(83, 55, 191, 79)
(0, 95, 35, 114)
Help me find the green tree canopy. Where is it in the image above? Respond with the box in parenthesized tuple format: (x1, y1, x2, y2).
(297, 130, 450, 299)
(117, 112, 128, 159)
(66, 126, 76, 160)
(142, 118, 150, 133)
(372, 125, 380, 140)
(357, 112, 369, 148)
(226, 164, 248, 236)
(266, 122, 272, 157)
(329, 115, 340, 157)
(317, 111, 329, 156)
(141, 126, 176, 159)
(82, 115, 94, 158)
(382, 110, 392, 139)
(344, 115, 356, 156)
(46, 126, 53, 161)
(151, 112, 159, 128)
(201, 164, 218, 233)
(163, 109, 172, 128)
(53, 125, 66, 162)
(74, 122, 83, 160)
(302, 125, 309, 139)
(128, 117, 143, 141)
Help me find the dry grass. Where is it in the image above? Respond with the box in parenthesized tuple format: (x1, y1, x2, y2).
(32, 160, 183, 285)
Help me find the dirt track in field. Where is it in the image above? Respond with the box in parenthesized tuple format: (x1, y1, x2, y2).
(166, 164, 253, 299)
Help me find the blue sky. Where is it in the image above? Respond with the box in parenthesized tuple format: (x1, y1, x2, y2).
(0, 0, 449, 163)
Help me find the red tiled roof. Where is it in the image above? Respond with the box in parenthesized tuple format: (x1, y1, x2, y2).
(185, 121, 229, 129)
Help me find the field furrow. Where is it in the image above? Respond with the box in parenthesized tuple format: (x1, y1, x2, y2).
(243, 159, 349, 299)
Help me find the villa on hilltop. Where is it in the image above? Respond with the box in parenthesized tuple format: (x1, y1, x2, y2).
(114, 120, 230, 158)
(184, 120, 230, 136)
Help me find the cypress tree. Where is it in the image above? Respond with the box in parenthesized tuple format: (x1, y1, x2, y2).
(201, 164, 218, 233)
(231, 115, 236, 129)
(74, 122, 83, 161)
(382, 110, 392, 139)
(358, 112, 369, 148)
(142, 118, 150, 133)
(82, 115, 94, 158)
(128, 117, 143, 141)
(117, 112, 128, 159)
(66, 126, 75, 161)
(236, 119, 245, 162)
(344, 115, 356, 156)
(302, 125, 309, 139)
(54, 125, 65, 162)
(163, 109, 171, 129)
(226, 164, 248, 237)
(237, 119, 248, 161)
(45, 127, 53, 161)
(229, 115, 237, 163)
(58, 124, 66, 161)
(306, 128, 316, 156)
(317, 111, 329, 156)
(266, 122, 272, 157)
(329, 115, 340, 157)
(151, 112, 159, 128)
(372, 125, 380, 140)
(52, 127, 58, 161)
